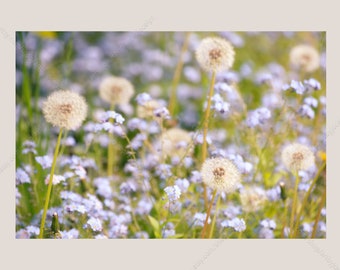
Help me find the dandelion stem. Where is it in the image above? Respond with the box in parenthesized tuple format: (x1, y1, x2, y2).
(208, 193, 220, 238)
(281, 200, 288, 238)
(107, 104, 115, 177)
(292, 161, 326, 237)
(289, 171, 300, 238)
(201, 189, 217, 238)
(169, 32, 190, 116)
(201, 71, 216, 208)
(39, 128, 63, 239)
(311, 187, 326, 238)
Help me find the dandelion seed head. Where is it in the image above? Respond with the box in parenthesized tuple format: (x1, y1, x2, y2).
(196, 37, 235, 73)
(281, 143, 315, 172)
(137, 100, 161, 119)
(201, 157, 241, 193)
(42, 90, 87, 130)
(290, 44, 320, 72)
(161, 128, 193, 159)
(99, 76, 134, 106)
(240, 186, 267, 212)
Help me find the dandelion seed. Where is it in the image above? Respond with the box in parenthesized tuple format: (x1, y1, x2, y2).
(281, 143, 315, 172)
(99, 76, 134, 106)
(201, 157, 241, 193)
(42, 90, 87, 130)
(196, 37, 235, 73)
(290, 44, 320, 72)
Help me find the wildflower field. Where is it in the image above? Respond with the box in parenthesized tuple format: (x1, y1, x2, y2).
(15, 32, 326, 239)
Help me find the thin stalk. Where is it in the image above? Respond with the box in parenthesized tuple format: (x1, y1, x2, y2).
(311, 187, 326, 238)
(208, 193, 221, 238)
(201, 189, 217, 238)
(201, 71, 216, 208)
(168, 32, 190, 116)
(107, 104, 115, 177)
(281, 200, 288, 238)
(289, 171, 300, 238)
(39, 128, 63, 238)
(292, 162, 326, 237)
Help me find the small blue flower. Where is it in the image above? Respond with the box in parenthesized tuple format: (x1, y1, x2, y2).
(164, 185, 181, 202)
(221, 217, 246, 232)
(175, 178, 190, 193)
(155, 164, 172, 180)
(26, 226, 40, 236)
(290, 80, 306, 95)
(304, 96, 318, 108)
(16, 168, 31, 184)
(298, 104, 315, 119)
(193, 213, 211, 227)
(154, 106, 170, 119)
(304, 78, 321, 90)
(22, 140, 37, 155)
(260, 219, 276, 230)
(60, 229, 79, 239)
(246, 107, 271, 127)
(162, 229, 175, 238)
(35, 155, 52, 169)
(87, 217, 103, 232)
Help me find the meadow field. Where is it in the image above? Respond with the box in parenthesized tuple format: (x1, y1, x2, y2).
(15, 31, 326, 239)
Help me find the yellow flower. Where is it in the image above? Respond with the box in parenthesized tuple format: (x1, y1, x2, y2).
(34, 32, 57, 39)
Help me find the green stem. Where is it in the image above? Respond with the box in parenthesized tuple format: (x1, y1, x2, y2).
(39, 128, 63, 238)
(208, 193, 220, 238)
(311, 186, 326, 238)
(281, 200, 288, 238)
(107, 104, 115, 177)
(168, 32, 190, 116)
(292, 162, 326, 237)
(201, 189, 217, 238)
(289, 171, 300, 238)
(201, 71, 216, 208)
